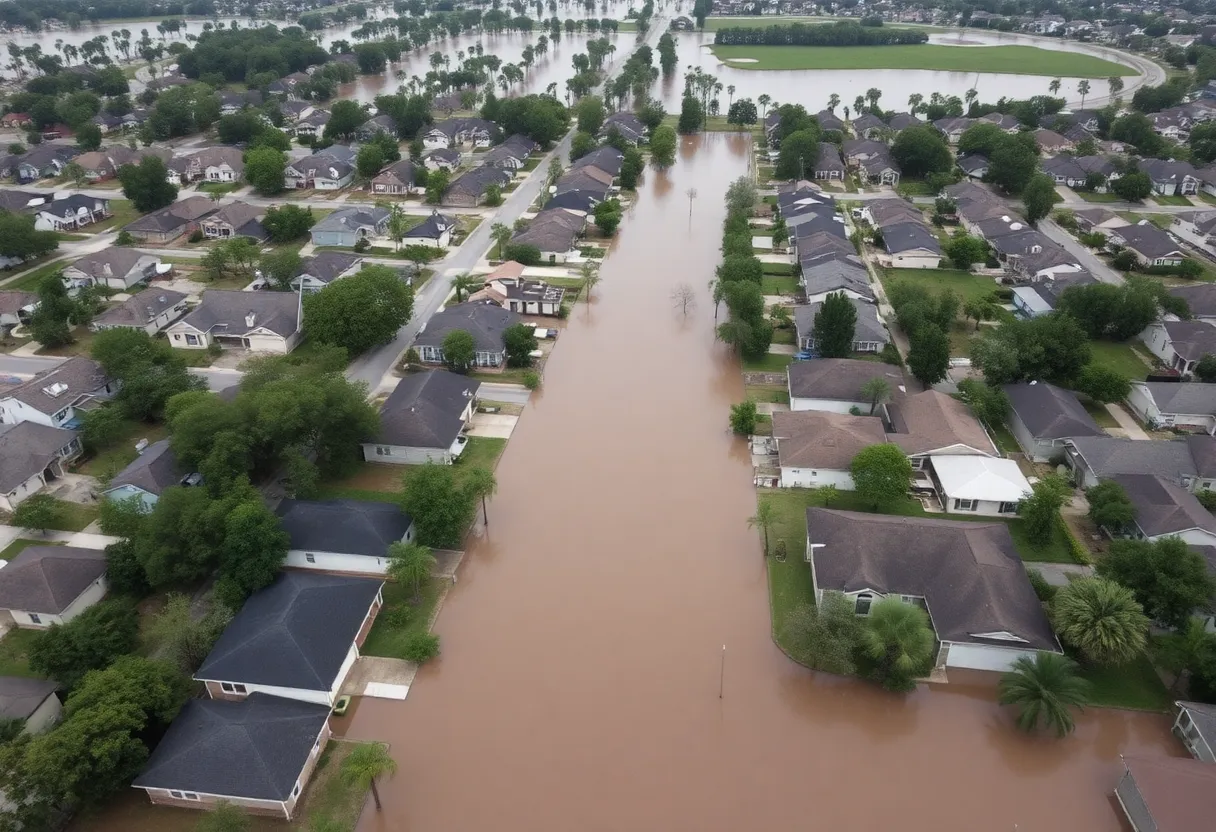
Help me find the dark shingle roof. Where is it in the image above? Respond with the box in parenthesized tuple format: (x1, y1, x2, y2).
(787, 359, 904, 401)
(1163, 320, 1216, 362)
(1134, 382, 1216, 416)
(0, 545, 105, 615)
(1113, 473, 1216, 538)
(298, 252, 361, 285)
(0, 676, 57, 720)
(376, 370, 475, 448)
(795, 298, 888, 346)
(132, 694, 330, 801)
(1177, 701, 1216, 750)
(179, 290, 299, 339)
(195, 572, 383, 690)
(1003, 382, 1104, 440)
(0, 422, 79, 492)
(571, 146, 624, 176)
(93, 288, 186, 329)
(1169, 283, 1216, 317)
(808, 509, 1058, 650)
(276, 499, 412, 557)
(1113, 223, 1184, 260)
(1067, 436, 1216, 481)
(106, 439, 179, 497)
(414, 301, 519, 352)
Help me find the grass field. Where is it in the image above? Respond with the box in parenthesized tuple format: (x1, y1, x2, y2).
(1089, 340, 1150, 381)
(77, 420, 169, 479)
(1076, 191, 1122, 203)
(881, 268, 1003, 305)
(709, 44, 1136, 77)
(0, 628, 41, 677)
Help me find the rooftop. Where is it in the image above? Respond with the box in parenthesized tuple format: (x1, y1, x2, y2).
(276, 499, 413, 557)
(0, 545, 105, 615)
(376, 369, 476, 449)
(772, 410, 886, 470)
(1003, 381, 1104, 440)
(886, 390, 996, 456)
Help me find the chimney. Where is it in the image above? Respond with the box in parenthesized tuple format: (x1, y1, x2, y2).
(245, 312, 257, 328)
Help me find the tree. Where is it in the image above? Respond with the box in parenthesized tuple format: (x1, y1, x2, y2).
(28, 272, 78, 349)
(570, 131, 596, 161)
(90, 329, 205, 422)
(466, 467, 497, 528)
(945, 234, 988, 270)
(491, 223, 513, 259)
(972, 313, 1091, 386)
(1075, 364, 1131, 403)
(783, 592, 863, 675)
(775, 127, 822, 180)
(850, 445, 913, 510)
(117, 156, 177, 212)
(1021, 174, 1057, 224)
(677, 94, 704, 134)
(401, 464, 475, 549)
(649, 125, 676, 169)
(145, 593, 231, 675)
(104, 538, 149, 596)
(1017, 474, 1069, 546)
(503, 323, 538, 368)
(1111, 170, 1152, 202)
(244, 146, 286, 195)
(574, 95, 604, 134)
(1197, 354, 1216, 383)
(259, 249, 302, 291)
(860, 377, 891, 416)
(342, 742, 398, 812)
(0, 212, 57, 263)
(1052, 577, 1149, 665)
(356, 144, 385, 179)
(261, 204, 315, 243)
(424, 167, 449, 204)
(620, 147, 644, 189)
(906, 323, 950, 388)
(214, 500, 288, 609)
(986, 132, 1040, 194)
(304, 266, 413, 356)
(28, 598, 140, 689)
(386, 541, 436, 601)
(323, 100, 367, 141)
(1097, 537, 1216, 630)
(441, 329, 475, 373)
(727, 98, 758, 125)
(811, 291, 857, 358)
(747, 500, 775, 555)
(860, 598, 936, 692)
(62, 161, 87, 188)
(75, 123, 102, 151)
(956, 378, 1009, 426)
(12, 493, 58, 532)
(998, 653, 1090, 738)
(195, 802, 250, 832)
(451, 273, 481, 303)
(1085, 480, 1136, 533)
(890, 125, 952, 178)
(672, 283, 696, 315)
(1078, 79, 1090, 109)
(593, 198, 622, 235)
(201, 237, 260, 285)
(729, 400, 758, 434)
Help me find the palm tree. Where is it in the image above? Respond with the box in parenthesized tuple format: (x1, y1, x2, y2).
(853, 94, 865, 115)
(865, 87, 881, 110)
(860, 599, 936, 691)
(827, 93, 840, 113)
(757, 93, 771, 118)
(580, 261, 599, 299)
(1049, 77, 1061, 96)
(1052, 577, 1149, 666)
(466, 466, 497, 527)
(387, 541, 436, 601)
(1108, 75, 1124, 99)
(747, 501, 775, 556)
(907, 92, 923, 113)
(451, 272, 481, 302)
(964, 87, 978, 107)
(860, 377, 891, 416)
(491, 222, 512, 259)
(1078, 79, 1090, 108)
(998, 653, 1090, 738)
(726, 84, 735, 109)
(195, 801, 250, 832)
(342, 742, 398, 812)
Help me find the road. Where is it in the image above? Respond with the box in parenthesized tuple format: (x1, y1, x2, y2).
(1038, 218, 1125, 284)
(0, 354, 241, 390)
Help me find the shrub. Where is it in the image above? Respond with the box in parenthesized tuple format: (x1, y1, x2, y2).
(188, 229, 204, 243)
(115, 230, 134, 246)
(354, 238, 371, 253)
(522, 370, 541, 390)
(879, 343, 903, 367)
(1198, 490, 1216, 511)
(401, 631, 440, 663)
(729, 400, 758, 434)
(1026, 569, 1057, 603)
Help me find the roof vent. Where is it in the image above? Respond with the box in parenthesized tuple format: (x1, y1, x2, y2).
(245, 312, 257, 328)
(42, 382, 68, 398)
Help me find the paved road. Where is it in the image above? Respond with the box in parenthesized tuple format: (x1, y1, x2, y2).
(1038, 218, 1125, 285)
(475, 382, 531, 405)
(0, 354, 240, 391)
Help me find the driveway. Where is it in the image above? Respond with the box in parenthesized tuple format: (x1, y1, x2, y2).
(468, 412, 518, 439)
(1029, 562, 1094, 587)
(476, 382, 531, 405)
(1036, 220, 1125, 285)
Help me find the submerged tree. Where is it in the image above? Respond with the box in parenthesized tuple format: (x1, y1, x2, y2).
(998, 652, 1090, 738)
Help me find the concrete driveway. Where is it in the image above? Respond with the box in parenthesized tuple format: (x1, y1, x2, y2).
(468, 412, 518, 439)
(476, 382, 531, 405)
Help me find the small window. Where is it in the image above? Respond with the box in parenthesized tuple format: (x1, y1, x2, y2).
(998, 501, 1018, 514)
(182, 792, 200, 801)
(305, 553, 315, 564)
(220, 682, 247, 694)
(953, 498, 977, 512)
(185, 334, 199, 346)
(854, 594, 873, 615)
(28, 613, 41, 625)
(292, 782, 301, 798)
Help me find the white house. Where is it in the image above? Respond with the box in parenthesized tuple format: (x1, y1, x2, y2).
(770, 410, 886, 490)
(277, 499, 415, 575)
(786, 359, 905, 414)
(1112, 472, 1216, 546)
(0, 422, 81, 511)
(0, 545, 108, 629)
(0, 677, 61, 736)
(467, 261, 567, 316)
(401, 211, 455, 249)
(0, 357, 112, 430)
(1002, 382, 1105, 462)
(62, 249, 162, 291)
(1126, 381, 1216, 434)
(363, 370, 475, 465)
(166, 290, 301, 354)
(91, 288, 188, 336)
(930, 455, 1032, 516)
(1140, 320, 1216, 375)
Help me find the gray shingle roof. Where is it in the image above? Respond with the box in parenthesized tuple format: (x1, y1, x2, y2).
(794, 297, 888, 346)
(773, 411, 886, 469)
(809, 509, 1058, 650)
(1177, 701, 1216, 750)
(93, 288, 186, 329)
(1112, 223, 1184, 260)
(1164, 320, 1216, 362)
(403, 211, 456, 242)
(445, 166, 511, 199)
(1135, 382, 1216, 416)
(311, 205, 389, 235)
(4, 357, 109, 416)
(1113, 473, 1216, 538)
(510, 208, 584, 252)
(882, 221, 942, 256)
(414, 301, 519, 352)
(787, 358, 904, 401)
(1169, 283, 1216, 317)
(106, 439, 179, 497)
(276, 499, 412, 556)
(1003, 382, 1104, 440)
(376, 369, 475, 448)
(67, 249, 152, 281)
(0, 545, 105, 615)
(298, 252, 361, 285)
(0, 422, 78, 493)
(179, 290, 299, 339)
(1067, 436, 1216, 481)
(0, 676, 57, 720)
(125, 195, 216, 234)
(886, 389, 995, 456)
(571, 146, 623, 176)
(195, 572, 383, 690)
(132, 694, 330, 801)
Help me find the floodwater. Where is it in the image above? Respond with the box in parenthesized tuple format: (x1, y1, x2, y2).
(333, 132, 1183, 832)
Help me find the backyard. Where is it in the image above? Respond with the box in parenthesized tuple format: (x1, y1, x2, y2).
(317, 437, 507, 502)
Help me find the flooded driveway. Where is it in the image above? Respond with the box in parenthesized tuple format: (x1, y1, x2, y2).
(345, 133, 1182, 832)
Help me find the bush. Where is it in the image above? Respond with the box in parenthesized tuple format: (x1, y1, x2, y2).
(401, 631, 440, 663)
(879, 343, 903, 367)
(1198, 490, 1216, 511)
(115, 230, 134, 246)
(188, 229, 204, 243)
(522, 370, 541, 389)
(354, 237, 371, 253)
(1026, 569, 1058, 603)
(729, 400, 758, 434)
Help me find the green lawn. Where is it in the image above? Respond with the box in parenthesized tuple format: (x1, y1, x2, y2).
(1089, 340, 1150, 381)
(0, 258, 70, 291)
(881, 268, 1002, 306)
(709, 44, 1136, 77)
(1077, 653, 1171, 712)
(896, 179, 936, 197)
(761, 262, 794, 276)
(360, 576, 445, 660)
(989, 421, 1022, 456)
(1154, 194, 1193, 207)
(293, 741, 371, 830)
(0, 538, 44, 561)
(42, 499, 101, 532)
(762, 275, 799, 295)
(76, 420, 169, 479)
(85, 199, 139, 234)
(771, 327, 795, 345)
(317, 437, 507, 502)
(1082, 400, 1120, 429)
(1076, 191, 1122, 203)
(0, 628, 42, 678)
(743, 353, 795, 373)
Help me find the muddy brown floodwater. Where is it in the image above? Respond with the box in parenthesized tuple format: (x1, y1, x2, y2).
(343, 132, 1183, 832)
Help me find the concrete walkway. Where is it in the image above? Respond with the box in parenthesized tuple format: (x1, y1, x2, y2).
(1029, 562, 1094, 587)
(768, 343, 797, 355)
(0, 525, 118, 553)
(1105, 402, 1150, 440)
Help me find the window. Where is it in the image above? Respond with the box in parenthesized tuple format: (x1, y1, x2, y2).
(953, 498, 977, 511)
(185, 334, 199, 346)
(28, 613, 40, 625)
(998, 501, 1017, 514)
(169, 791, 201, 801)
(854, 594, 873, 615)
(220, 682, 247, 694)
(292, 782, 301, 798)
(53, 408, 69, 424)
(305, 553, 316, 564)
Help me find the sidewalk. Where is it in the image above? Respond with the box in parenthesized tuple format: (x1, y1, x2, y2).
(0, 525, 119, 553)
(1104, 402, 1150, 440)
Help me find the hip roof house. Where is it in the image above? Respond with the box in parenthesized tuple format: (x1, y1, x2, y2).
(0, 545, 107, 629)
(277, 498, 415, 575)
(364, 369, 476, 465)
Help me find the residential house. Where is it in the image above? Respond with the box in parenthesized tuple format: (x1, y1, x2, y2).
(887, 112, 922, 132)
(0, 190, 43, 213)
(355, 113, 396, 140)
(279, 99, 314, 124)
(288, 252, 363, 293)
(1010, 285, 1053, 318)
(1141, 319, 1216, 374)
(0, 677, 60, 735)
(414, 301, 519, 368)
(62, 249, 162, 291)
(1033, 128, 1075, 154)
(199, 201, 267, 242)
(402, 211, 456, 249)
(278, 499, 414, 574)
(102, 439, 182, 510)
(15, 144, 77, 182)
(469, 261, 566, 316)
(509, 208, 584, 263)
(885, 388, 997, 472)
(171, 146, 245, 184)
(851, 113, 885, 139)
(124, 195, 217, 244)
(370, 159, 420, 196)
(92, 288, 188, 336)
(1169, 283, 1216, 326)
(1174, 701, 1216, 763)
(422, 148, 460, 171)
(285, 149, 354, 190)
(771, 410, 886, 489)
(1127, 381, 1216, 433)
(167, 290, 300, 353)
(1111, 472, 1216, 545)
(1041, 155, 1089, 188)
(980, 112, 1021, 132)
(363, 370, 475, 465)
(957, 154, 990, 180)
(933, 117, 973, 144)
(423, 117, 497, 149)
(0, 423, 82, 512)
(571, 146, 624, 178)
(0, 291, 37, 331)
(31, 194, 110, 231)
(0, 545, 106, 628)
(600, 111, 647, 145)
(1149, 109, 1191, 142)
(309, 206, 389, 248)
(1073, 207, 1129, 233)
(794, 296, 888, 353)
(0, 357, 113, 429)
(842, 139, 888, 166)
(1140, 158, 1201, 195)
(194, 571, 383, 706)
(443, 166, 512, 208)
(879, 221, 942, 269)
(857, 151, 901, 186)
(1064, 435, 1216, 490)
(292, 109, 330, 140)
(861, 198, 922, 229)
(1114, 754, 1216, 831)
(800, 255, 874, 305)
(787, 359, 905, 413)
(813, 143, 846, 181)
(814, 110, 844, 133)
(132, 694, 331, 819)
(1171, 210, 1216, 255)
(931, 455, 1032, 516)
(806, 508, 1060, 672)
(481, 134, 538, 169)
(217, 89, 263, 115)
(1003, 381, 1105, 461)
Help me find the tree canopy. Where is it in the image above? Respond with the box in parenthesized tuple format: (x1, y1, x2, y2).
(303, 265, 413, 357)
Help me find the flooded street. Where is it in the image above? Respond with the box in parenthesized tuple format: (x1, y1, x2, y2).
(344, 133, 1182, 832)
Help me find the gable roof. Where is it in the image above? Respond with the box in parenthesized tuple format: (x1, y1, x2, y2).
(178, 290, 299, 339)
(1003, 382, 1104, 440)
(572, 146, 624, 176)
(882, 221, 942, 256)
(4, 357, 109, 416)
(885, 389, 995, 456)
(1133, 381, 1216, 416)
(312, 205, 389, 235)
(0, 545, 105, 615)
(93, 288, 186, 329)
(1176, 700, 1216, 751)
(67, 249, 154, 281)
(403, 211, 455, 241)
(510, 208, 584, 252)
(125, 195, 216, 234)
(932, 456, 1032, 503)
(372, 158, 417, 187)
(808, 508, 1058, 650)
(1067, 436, 1216, 480)
(1112, 223, 1184, 259)
(276, 499, 413, 557)
(132, 694, 330, 801)
(1162, 320, 1216, 362)
(794, 297, 888, 346)
(1169, 282, 1216, 317)
(1120, 755, 1216, 832)
(787, 359, 904, 401)
(1114, 472, 1216, 538)
(298, 251, 361, 285)
(0, 677, 57, 720)
(195, 572, 383, 690)
(445, 165, 512, 198)
(0, 291, 37, 317)
(414, 300, 519, 352)
(376, 369, 475, 449)
(772, 410, 886, 470)
(106, 439, 180, 497)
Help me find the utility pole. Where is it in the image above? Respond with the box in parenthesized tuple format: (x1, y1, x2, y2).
(686, 187, 696, 229)
(718, 644, 726, 698)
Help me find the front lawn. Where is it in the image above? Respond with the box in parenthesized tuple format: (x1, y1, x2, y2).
(76, 420, 169, 479)
(1082, 400, 1120, 429)
(1088, 340, 1150, 381)
(881, 268, 1003, 306)
(293, 740, 371, 830)
(761, 262, 794, 276)
(1155, 194, 1193, 207)
(762, 275, 798, 295)
(1076, 191, 1121, 203)
(1, 258, 70, 291)
(1077, 653, 1171, 712)
(360, 576, 445, 660)
(0, 628, 42, 678)
(84, 199, 139, 234)
(742, 353, 794, 373)
(40, 499, 101, 532)
(0, 538, 45, 560)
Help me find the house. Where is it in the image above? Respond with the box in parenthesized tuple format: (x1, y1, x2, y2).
(92, 288, 189, 335)
(931, 455, 1031, 516)
(600, 111, 647, 145)
(124, 195, 217, 244)
(0, 422, 82, 512)
(1114, 755, 1216, 832)
(443, 166, 512, 208)
(0, 545, 106, 628)
(15, 144, 77, 182)
(1033, 128, 1074, 154)
(132, 694, 331, 819)
(423, 117, 497, 149)
(1173, 700, 1216, 762)
(1140, 158, 1200, 195)
(288, 252, 363, 293)
(278, 499, 415, 574)
(957, 154, 990, 180)
(1108, 223, 1184, 267)
(355, 113, 397, 140)
(572, 146, 624, 178)
(799, 255, 874, 305)
(1003, 382, 1104, 461)
(481, 134, 538, 169)
(771, 410, 887, 489)
(0, 677, 60, 735)
(980, 112, 1020, 131)
(370, 159, 420, 195)
(885, 389, 997, 468)
(167, 290, 301, 353)
(199, 201, 267, 242)
(787, 359, 905, 413)
(887, 112, 922, 132)
(402, 211, 456, 249)
(414, 301, 519, 369)
(469, 263, 566, 315)
(102, 439, 181, 510)
(813, 143, 846, 181)
(279, 99, 314, 123)
(1169, 283, 1216, 327)
(806, 509, 1060, 672)
(1111, 473, 1216, 545)
(861, 198, 922, 229)
(309, 206, 389, 248)
(1063, 435, 1216, 490)
(31, 194, 111, 231)
(851, 113, 885, 139)
(0, 190, 44, 213)
(933, 117, 973, 144)
(194, 572, 383, 706)
(1127, 381, 1216, 433)
(285, 150, 354, 190)
(0, 291, 37, 330)
(1171, 210, 1216, 255)
(292, 109, 330, 139)
(1073, 207, 1128, 233)
(422, 148, 460, 171)
(364, 370, 475, 465)
(510, 208, 584, 263)
(793, 296, 888, 353)
(1041, 155, 1088, 188)
(879, 221, 942, 269)
(1141, 320, 1216, 375)
(171, 146, 245, 184)
(62, 249, 161, 291)
(857, 151, 901, 187)
(1010, 286, 1052, 319)
(0, 357, 113, 429)
(813, 110, 844, 133)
